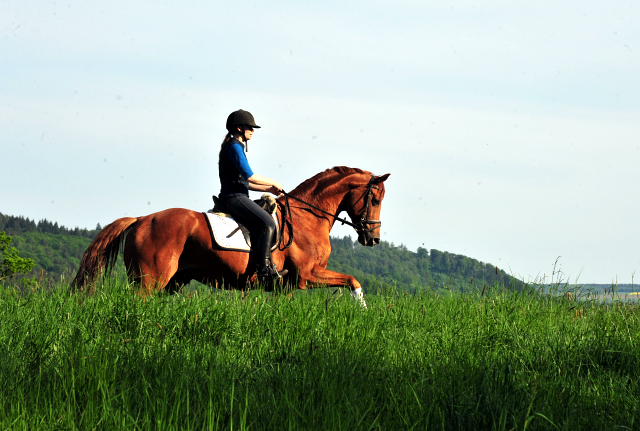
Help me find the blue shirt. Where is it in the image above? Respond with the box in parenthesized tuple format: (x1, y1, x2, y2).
(219, 139, 254, 197)
(227, 141, 254, 179)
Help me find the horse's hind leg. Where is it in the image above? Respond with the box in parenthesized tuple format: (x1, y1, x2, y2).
(135, 254, 180, 295)
(123, 229, 180, 295)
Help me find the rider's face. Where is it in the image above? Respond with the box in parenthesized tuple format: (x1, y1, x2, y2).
(238, 126, 254, 141)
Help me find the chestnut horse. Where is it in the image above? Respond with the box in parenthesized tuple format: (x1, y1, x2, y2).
(72, 167, 390, 296)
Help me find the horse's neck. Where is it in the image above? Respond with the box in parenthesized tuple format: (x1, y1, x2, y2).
(291, 173, 361, 229)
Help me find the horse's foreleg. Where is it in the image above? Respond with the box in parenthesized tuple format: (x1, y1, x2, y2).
(302, 265, 367, 306)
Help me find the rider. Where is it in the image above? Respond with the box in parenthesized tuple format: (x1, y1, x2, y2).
(218, 109, 288, 283)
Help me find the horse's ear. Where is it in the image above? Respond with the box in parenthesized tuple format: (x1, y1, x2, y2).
(373, 173, 390, 184)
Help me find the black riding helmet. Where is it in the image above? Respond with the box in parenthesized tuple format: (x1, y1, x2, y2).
(226, 109, 261, 132)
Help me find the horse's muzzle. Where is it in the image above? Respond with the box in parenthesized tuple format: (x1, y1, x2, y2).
(358, 232, 380, 247)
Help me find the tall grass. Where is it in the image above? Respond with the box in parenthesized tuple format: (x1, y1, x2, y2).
(0, 277, 638, 430)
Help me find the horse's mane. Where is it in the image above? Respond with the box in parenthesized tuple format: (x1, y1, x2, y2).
(288, 166, 368, 197)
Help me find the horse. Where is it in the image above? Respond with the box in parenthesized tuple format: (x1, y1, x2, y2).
(72, 167, 390, 299)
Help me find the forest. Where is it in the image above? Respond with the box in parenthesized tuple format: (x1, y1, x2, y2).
(0, 212, 101, 281)
(327, 235, 522, 292)
(0, 211, 522, 292)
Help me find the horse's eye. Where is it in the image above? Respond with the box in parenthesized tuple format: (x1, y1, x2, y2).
(372, 198, 380, 206)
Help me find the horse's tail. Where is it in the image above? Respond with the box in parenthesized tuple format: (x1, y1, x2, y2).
(71, 217, 138, 291)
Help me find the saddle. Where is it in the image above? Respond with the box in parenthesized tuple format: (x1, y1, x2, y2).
(204, 194, 279, 252)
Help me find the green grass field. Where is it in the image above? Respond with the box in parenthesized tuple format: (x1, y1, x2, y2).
(1, 278, 638, 430)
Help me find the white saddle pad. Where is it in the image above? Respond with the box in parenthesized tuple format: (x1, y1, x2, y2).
(203, 211, 279, 253)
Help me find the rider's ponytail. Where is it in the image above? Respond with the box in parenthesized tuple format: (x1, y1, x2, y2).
(218, 132, 232, 164)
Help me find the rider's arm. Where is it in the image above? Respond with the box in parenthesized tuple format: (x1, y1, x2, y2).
(227, 143, 283, 195)
(248, 174, 283, 195)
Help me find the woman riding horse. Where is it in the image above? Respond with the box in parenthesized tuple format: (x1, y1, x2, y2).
(71, 166, 390, 296)
(218, 109, 288, 283)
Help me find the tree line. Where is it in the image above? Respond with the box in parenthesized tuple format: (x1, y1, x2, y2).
(0, 212, 101, 239)
(0, 212, 101, 284)
(327, 235, 522, 293)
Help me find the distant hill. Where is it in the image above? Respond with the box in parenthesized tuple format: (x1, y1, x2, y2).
(327, 236, 522, 293)
(1, 211, 522, 292)
(578, 284, 639, 294)
(0, 212, 100, 283)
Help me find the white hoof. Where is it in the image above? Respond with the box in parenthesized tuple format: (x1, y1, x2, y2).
(351, 287, 367, 308)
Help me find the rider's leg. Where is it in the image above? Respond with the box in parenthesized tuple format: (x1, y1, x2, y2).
(252, 224, 276, 275)
(221, 195, 285, 279)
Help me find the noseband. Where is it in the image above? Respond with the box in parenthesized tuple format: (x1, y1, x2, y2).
(278, 175, 381, 250)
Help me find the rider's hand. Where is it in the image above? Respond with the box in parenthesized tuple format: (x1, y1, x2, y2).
(269, 184, 283, 196)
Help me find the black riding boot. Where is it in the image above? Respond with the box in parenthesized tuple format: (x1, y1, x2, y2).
(254, 226, 287, 285)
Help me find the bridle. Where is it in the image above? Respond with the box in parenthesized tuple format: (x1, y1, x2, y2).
(278, 175, 381, 250)
(347, 174, 381, 234)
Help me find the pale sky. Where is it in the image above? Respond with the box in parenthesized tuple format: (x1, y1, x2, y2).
(2, 0, 639, 284)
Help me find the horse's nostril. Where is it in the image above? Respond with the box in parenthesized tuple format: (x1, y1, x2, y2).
(372, 237, 380, 245)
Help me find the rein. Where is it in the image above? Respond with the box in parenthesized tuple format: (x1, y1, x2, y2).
(277, 176, 381, 250)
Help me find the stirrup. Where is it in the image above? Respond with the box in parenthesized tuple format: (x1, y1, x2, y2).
(270, 263, 288, 278)
(257, 264, 288, 283)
